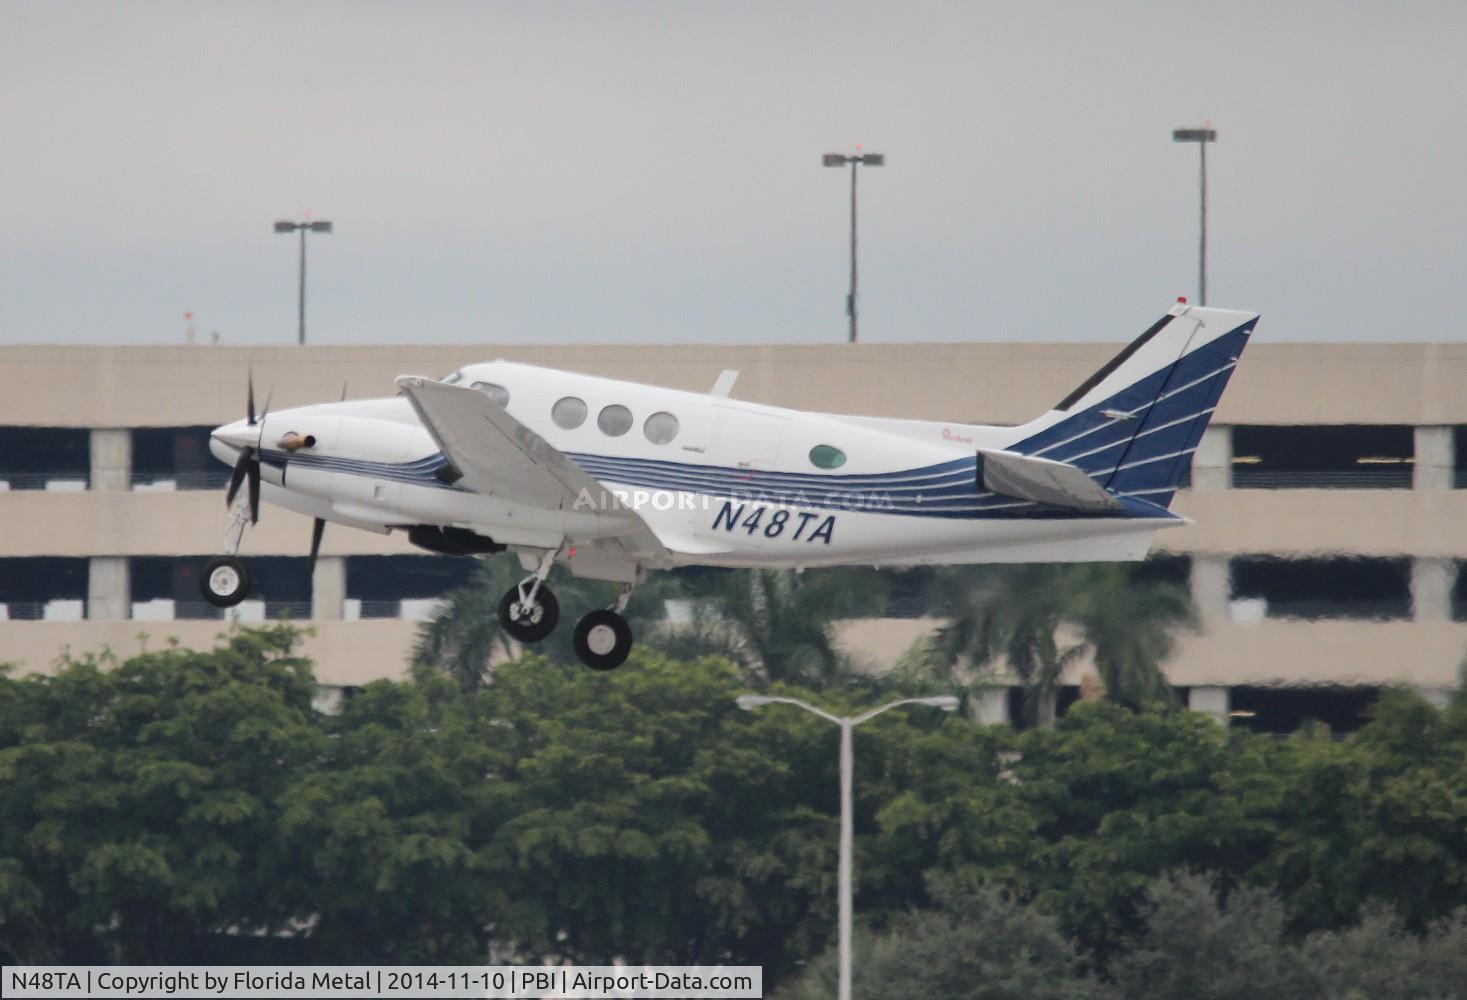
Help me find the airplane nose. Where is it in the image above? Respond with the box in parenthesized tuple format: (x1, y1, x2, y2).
(211, 419, 260, 451)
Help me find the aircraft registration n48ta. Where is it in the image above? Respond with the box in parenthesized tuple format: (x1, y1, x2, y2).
(205, 301, 1258, 669)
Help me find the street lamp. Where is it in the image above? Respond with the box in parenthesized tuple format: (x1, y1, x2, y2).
(273, 218, 334, 345)
(1171, 127, 1217, 305)
(736, 693, 958, 1000)
(822, 151, 884, 344)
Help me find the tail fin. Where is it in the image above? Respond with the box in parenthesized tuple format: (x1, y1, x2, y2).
(1009, 302, 1259, 509)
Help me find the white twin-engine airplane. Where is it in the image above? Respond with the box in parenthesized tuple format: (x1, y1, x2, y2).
(204, 301, 1258, 669)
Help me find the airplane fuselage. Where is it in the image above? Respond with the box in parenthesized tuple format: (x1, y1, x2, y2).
(211, 360, 1178, 581)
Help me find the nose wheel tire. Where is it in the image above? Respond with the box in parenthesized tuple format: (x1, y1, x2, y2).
(573, 609, 634, 671)
(498, 585, 559, 643)
(200, 556, 252, 608)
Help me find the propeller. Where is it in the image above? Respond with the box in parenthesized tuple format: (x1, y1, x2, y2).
(308, 517, 326, 576)
(224, 371, 271, 524)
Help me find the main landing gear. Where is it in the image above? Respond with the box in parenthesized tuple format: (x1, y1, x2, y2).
(498, 552, 636, 670)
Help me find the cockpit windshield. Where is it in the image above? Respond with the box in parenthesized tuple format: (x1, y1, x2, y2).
(440, 371, 464, 385)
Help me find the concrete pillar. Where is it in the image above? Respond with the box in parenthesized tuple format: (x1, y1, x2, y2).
(1414, 426, 1454, 490)
(970, 687, 1011, 726)
(1188, 686, 1231, 727)
(89, 428, 131, 491)
(1190, 425, 1232, 491)
(311, 556, 346, 620)
(87, 557, 130, 620)
(1411, 557, 1454, 622)
(1190, 555, 1231, 623)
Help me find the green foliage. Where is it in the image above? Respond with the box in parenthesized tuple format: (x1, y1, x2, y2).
(924, 562, 1196, 724)
(412, 556, 679, 688)
(0, 626, 318, 962)
(6, 627, 1467, 990)
(1109, 872, 1320, 999)
(651, 568, 886, 687)
(774, 881, 1112, 1000)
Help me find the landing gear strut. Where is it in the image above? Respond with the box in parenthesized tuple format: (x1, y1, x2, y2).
(499, 549, 560, 643)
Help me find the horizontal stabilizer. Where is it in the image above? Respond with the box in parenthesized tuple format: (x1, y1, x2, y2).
(978, 449, 1121, 513)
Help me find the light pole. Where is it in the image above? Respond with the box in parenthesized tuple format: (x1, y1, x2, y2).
(1171, 127, 1216, 306)
(736, 693, 958, 1000)
(273, 218, 333, 345)
(822, 151, 884, 343)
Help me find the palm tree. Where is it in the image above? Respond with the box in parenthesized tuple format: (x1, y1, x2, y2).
(1070, 563, 1197, 708)
(411, 556, 518, 691)
(923, 561, 1197, 726)
(413, 556, 682, 688)
(650, 567, 885, 687)
(928, 564, 1085, 728)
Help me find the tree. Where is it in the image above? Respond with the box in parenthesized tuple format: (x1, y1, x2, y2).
(0, 626, 321, 963)
(773, 880, 1113, 1000)
(1108, 873, 1322, 1000)
(411, 556, 519, 690)
(412, 555, 678, 687)
(277, 672, 517, 962)
(654, 568, 885, 688)
(1069, 563, 1196, 708)
(922, 562, 1196, 725)
(929, 565, 1085, 727)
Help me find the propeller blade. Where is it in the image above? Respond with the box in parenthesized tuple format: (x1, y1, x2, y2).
(247, 370, 256, 426)
(226, 445, 254, 508)
(259, 387, 275, 423)
(247, 462, 261, 525)
(340, 379, 349, 402)
(308, 517, 326, 576)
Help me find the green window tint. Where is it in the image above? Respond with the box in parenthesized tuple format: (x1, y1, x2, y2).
(809, 444, 846, 469)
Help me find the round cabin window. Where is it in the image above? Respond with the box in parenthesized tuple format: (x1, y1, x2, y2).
(470, 382, 510, 407)
(809, 444, 847, 470)
(643, 411, 679, 445)
(552, 396, 588, 430)
(598, 404, 634, 437)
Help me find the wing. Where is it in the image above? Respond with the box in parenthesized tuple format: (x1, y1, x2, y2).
(395, 376, 670, 560)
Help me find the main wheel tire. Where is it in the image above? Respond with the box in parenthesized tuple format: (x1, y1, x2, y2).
(573, 609, 634, 671)
(498, 584, 559, 643)
(200, 556, 252, 608)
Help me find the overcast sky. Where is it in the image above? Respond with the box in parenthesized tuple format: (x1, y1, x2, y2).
(3, 1, 1464, 347)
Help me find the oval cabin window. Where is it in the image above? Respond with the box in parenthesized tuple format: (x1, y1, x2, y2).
(643, 411, 679, 445)
(552, 396, 588, 430)
(809, 444, 847, 470)
(598, 404, 634, 437)
(470, 382, 510, 407)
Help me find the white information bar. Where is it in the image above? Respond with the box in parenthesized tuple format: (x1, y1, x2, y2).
(2, 966, 763, 999)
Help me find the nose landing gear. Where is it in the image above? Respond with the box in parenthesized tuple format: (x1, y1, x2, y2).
(201, 555, 252, 608)
(200, 502, 254, 608)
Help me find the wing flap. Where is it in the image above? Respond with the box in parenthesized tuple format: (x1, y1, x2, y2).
(978, 449, 1122, 513)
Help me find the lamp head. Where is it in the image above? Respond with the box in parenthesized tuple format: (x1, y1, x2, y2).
(736, 695, 774, 711)
(919, 695, 960, 712)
